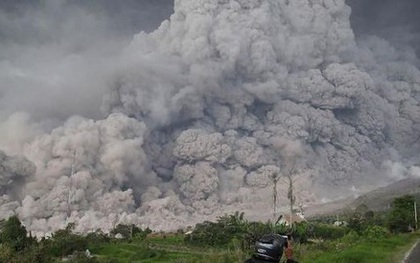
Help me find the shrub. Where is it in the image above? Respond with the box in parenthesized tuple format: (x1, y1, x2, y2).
(341, 230, 359, 244)
(110, 224, 151, 240)
(387, 195, 416, 233)
(86, 230, 110, 247)
(0, 216, 28, 252)
(363, 226, 388, 241)
(47, 229, 88, 257)
(310, 223, 348, 240)
(186, 212, 249, 247)
(294, 222, 309, 243)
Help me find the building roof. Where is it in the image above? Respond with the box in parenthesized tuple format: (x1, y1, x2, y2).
(279, 213, 305, 224)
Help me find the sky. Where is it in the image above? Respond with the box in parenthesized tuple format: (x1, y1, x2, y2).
(0, 0, 174, 120)
(347, 0, 420, 56)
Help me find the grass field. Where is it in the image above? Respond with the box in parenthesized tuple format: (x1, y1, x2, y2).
(90, 235, 248, 263)
(298, 233, 419, 263)
(93, 244, 202, 263)
(88, 233, 419, 263)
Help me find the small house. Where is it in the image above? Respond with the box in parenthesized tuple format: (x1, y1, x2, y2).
(277, 213, 306, 226)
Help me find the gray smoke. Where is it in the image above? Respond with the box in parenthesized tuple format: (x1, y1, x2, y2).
(0, 0, 173, 120)
(347, 0, 420, 58)
(0, 150, 35, 219)
(1, 0, 420, 234)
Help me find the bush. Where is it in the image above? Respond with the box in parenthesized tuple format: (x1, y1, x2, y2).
(310, 223, 348, 240)
(0, 216, 28, 252)
(86, 230, 110, 247)
(294, 222, 309, 243)
(347, 213, 367, 234)
(244, 221, 274, 248)
(46, 228, 88, 257)
(363, 226, 388, 241)
(0, 244, 14, 262)
(341, 230, 360, 244)
(387, 195, 416, 233)
(110, 224, 151, 240)
(66, 251, 99, 263)
(186, 212, 249, 247)
(0, 243, 54, 263)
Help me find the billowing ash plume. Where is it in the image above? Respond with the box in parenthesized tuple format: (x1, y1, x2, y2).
(1, 0, 420, 234)
(347, 0, 420, 57)
(0, 150, 35, 219)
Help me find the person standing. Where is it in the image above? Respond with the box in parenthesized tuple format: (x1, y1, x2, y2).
(284, 234, 298, 263)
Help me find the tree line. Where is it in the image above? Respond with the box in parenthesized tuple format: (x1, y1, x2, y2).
(186, 195, 418, 247)
(0, 195, 417, 262)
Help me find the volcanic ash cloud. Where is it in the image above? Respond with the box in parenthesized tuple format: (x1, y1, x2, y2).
(1, 0, 420, 233)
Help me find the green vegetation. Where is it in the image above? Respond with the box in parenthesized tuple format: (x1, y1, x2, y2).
(299, 233, 418, 263)
(0, 195, 418, 262)
(388, 195, 417, 233)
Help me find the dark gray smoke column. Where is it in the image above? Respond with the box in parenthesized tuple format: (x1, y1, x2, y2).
(1, 0, 420, 234)
(347, 0, 420, 57)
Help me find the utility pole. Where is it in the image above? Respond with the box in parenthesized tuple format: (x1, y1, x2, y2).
(67, 149, 76, 218)
(272, 173, 279, 220)
(282, 160, 298, 230)
(415, 201, 418, 231)
(288, 175, 295, 230)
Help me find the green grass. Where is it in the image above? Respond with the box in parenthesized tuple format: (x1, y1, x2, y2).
(299, 234, 419, 263)
(89, 233, 419, 263)
(90, 236, 249, 263)
(92, 242, 201, 263)
(145, 235, 185, 246)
